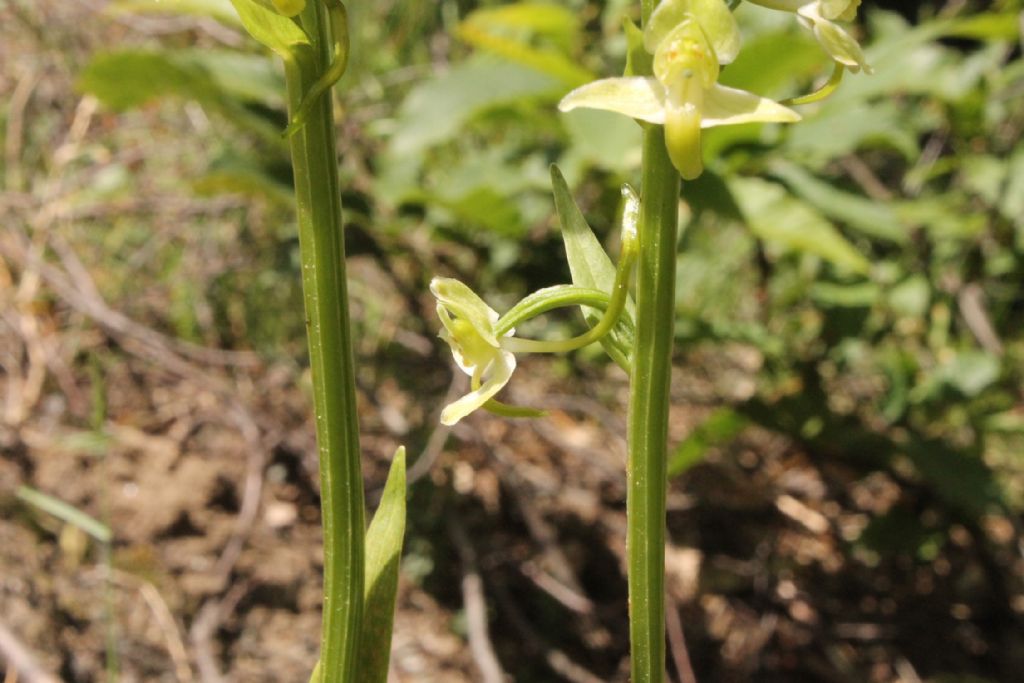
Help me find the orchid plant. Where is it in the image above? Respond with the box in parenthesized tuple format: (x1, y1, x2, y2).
(432, 0, 870, 681)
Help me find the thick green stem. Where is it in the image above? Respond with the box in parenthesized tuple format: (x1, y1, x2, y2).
(628, 105, 680, 683)
(285, 4, 364, 682)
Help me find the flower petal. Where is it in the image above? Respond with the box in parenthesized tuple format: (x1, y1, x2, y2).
(701, 84, 801, 127)
(439, 351, 515, 425)
(558, 77, 667, 124)
(654, 20, 719, 89)
(812, 18, 871, 72)
(430, 277, 502, 347)
(819, 0, 861, 21)
(645, 0, 741, 64)
(665, 102, 704, 180)
(436, 306, 476, 376)
(743, 0, 804, 11)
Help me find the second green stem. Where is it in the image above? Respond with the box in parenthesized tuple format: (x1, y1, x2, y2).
(285, 4, 364, 681)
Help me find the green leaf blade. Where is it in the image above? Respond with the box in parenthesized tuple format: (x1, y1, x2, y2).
(550, 165, 635, 369)
(357, 447, 407, 683)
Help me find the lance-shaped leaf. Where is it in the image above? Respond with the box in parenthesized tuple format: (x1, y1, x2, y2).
(357, 447, 407, 683)
(550, 166, 635, 370)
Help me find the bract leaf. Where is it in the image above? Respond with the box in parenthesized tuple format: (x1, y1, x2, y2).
(358, 447, 407, 683)
(558, 77, 666, 123)
(227, 0, 309, 58)
(702, 83, 801, 126)
(550, 166, 635, 370)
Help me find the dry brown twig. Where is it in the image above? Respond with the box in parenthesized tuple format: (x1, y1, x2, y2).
(0, 620, 60, 683)
(490, 580, 606, 683)
(448, 516, 507, 683)
(666, 597, 698, 683)
(102, 569, 195, 683)
(190, 581, 249, 683)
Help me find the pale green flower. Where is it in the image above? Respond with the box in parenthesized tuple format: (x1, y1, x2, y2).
(559, 0, 799, 179)
(431, 277, 517, 426)
(748, 0, 871, 73)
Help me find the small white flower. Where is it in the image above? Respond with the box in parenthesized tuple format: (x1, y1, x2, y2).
(431, 277, 516, 426)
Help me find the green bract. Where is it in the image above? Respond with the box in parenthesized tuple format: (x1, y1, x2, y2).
(431, 278, 518, 426)
(559, 0, 799, 179)
(228, 0, 309, 58)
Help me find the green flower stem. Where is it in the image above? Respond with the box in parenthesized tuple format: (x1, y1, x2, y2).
(501, 238, 637, 354)
(285, 4, 364, 682)
(630, 5, 680, 680)
(496, 284, 613, 334)
(781, 62, 844, 106)
(628, 123, 679, 683)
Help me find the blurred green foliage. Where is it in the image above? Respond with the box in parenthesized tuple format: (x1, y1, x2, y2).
(76, 0, 1024, 566)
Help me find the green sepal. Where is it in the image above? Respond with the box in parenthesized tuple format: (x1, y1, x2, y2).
(550, 166, 635, 370)
(645, 0, 741, 64)
(623, 17, 651, 77)
(228, 0, 310, 58)
(357, 446, 407, 683)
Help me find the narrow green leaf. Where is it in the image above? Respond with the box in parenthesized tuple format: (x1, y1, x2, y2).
(461, 2, 582, 43)
(78, 50, 218, 111)
(357, 447, 407, 683)
(768, 161, 908, 245)
(942, 13, 1022, 41)
(550, 165, 635, 369)
(227, 0, 309, 57)
(456, 22, 593, 87)
(110, 0, 241, 25)
(77, 50, 284, 144)
(17, 486, 112, 543)
(389, 58, 561, 156)
(729, 177, 871, 275)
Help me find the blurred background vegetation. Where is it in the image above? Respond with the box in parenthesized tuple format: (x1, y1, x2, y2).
(2, 0, 1023, 681)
